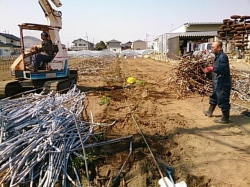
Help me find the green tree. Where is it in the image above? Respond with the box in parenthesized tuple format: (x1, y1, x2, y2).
(95, 41, 107, 51)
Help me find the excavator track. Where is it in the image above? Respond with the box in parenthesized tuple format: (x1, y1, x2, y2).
(0, 80, 22, 99)
(42, 75, 77, 95)
(0, 72, 77, 99)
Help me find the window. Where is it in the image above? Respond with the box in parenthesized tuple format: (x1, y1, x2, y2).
(207, 43, 212, 50)
(201, 44, 205, 50)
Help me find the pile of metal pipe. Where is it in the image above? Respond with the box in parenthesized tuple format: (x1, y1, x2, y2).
(231, 68, 250, 102)
(0, 86, 111, 186)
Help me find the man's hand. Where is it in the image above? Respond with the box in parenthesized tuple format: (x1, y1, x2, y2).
(203, 66, 214, 73)
(30, 46, 38, 52)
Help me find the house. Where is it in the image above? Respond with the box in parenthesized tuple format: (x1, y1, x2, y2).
(154, 22, 222, 59)
(131, 40, 147, 50)
(71, 38, 94, 51)
(121, 41, 132, 50)
(0, 32, 21, 56)
(0, 42, 12, 56)
(106, 39, 121, 53)
(152, 38, 160, 52)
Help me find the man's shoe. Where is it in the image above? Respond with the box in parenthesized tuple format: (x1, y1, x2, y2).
(26, 66, 34, 71)
(214, 110, 230, 123)
(203, 104, 216, 117)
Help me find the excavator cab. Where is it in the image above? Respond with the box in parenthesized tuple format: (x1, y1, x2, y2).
(0, 0, 77, 98)
(0, 23, 77, 98)
(11, 23, 68, 79)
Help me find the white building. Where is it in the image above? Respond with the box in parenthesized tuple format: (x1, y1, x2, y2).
(0, 33, 21, 56)
(106, 39, 121, 53)
(71, 38, 94, 51)
(153, 22, 221, 58)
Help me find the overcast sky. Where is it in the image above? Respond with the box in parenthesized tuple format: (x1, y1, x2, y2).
(0, 0, 250, 45)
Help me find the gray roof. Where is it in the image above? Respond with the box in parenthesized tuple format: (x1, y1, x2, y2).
(133, 39, 145, 42)
(107, 39, 121, 43)
(125, 41, 132, 44)
(0, 41, 7, 47)
(179, 31, 218, 37)
(185, 22, 222, 25)
(0, 32, 20, 41)
(72, 38, 93, 44)
(166, 31, 218, 39)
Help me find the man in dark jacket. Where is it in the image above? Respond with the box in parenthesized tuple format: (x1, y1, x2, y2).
(203, 41, 231, 123)
(32, 31, 54, 71)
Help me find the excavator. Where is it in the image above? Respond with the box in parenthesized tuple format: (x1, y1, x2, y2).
(0, 0, 77, 98)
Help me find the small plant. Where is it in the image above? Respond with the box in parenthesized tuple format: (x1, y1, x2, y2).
(136, 79, 147, 86)
(71, 153, 98, 169)
(99, 95, 111, 106)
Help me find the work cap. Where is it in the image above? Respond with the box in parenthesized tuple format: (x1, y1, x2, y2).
(41, 31, 49, 38)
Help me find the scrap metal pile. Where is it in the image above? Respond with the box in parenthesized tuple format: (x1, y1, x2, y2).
(0, 86, 121, 186)
(166, 56, 250, 102)
(231, 68, 250, 102)
(218, 15, 250, 50)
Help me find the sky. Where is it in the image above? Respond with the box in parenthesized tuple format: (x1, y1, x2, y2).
(0, 0, 250, 46)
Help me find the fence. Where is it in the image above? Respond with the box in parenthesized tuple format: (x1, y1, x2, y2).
(150, 54, 180, 64)
(0, 56, 16, 70)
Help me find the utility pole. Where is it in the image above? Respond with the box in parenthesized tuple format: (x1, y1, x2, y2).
(86, 32, 88, 50)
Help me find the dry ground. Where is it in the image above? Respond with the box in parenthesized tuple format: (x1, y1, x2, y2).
(76, 57, 250, 187)
(0, 57, 250, 187)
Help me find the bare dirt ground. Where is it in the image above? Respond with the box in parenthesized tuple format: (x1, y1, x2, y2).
(1, 57, 250, 187)
(75, 57, 250, 187)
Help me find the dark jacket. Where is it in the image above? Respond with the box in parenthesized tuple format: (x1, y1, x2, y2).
(212, 51, 231, 88)
(37, 39, 54, 57)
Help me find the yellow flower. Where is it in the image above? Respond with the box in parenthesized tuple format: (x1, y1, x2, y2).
(126, 77, 136, 84)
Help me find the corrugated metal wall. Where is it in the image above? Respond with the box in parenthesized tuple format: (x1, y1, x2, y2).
(168, 37, 179, 59)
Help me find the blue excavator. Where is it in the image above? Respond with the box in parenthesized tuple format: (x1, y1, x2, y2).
(0, 0, 77, 98)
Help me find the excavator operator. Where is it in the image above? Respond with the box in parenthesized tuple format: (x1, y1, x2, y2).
(30, 31, 54, 71)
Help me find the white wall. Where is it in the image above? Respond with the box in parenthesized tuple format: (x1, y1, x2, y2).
(109, 47, 121, 53)
(153, 40, 159, 53)
(0, 47, 11, 56)
(171, 25, 186, 33)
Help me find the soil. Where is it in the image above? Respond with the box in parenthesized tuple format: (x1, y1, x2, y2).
(1, 57, 250, 187)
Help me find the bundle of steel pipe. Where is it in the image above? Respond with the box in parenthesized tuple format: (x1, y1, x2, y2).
(0, 85, 117, 187)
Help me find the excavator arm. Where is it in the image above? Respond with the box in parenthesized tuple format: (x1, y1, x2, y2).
(38, 0, 63, 27)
